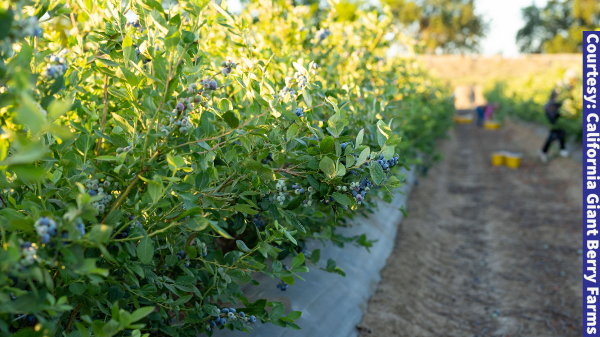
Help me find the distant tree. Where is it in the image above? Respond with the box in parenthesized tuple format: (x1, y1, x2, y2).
(517, 0, 599, 53)
(381, 0, 487, 53)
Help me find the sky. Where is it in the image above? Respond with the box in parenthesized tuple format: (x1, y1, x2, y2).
(476, 0, 549, 57)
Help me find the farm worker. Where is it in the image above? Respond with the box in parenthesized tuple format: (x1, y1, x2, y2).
(484, 103, 499, 120)
(539, 89, 568, 163)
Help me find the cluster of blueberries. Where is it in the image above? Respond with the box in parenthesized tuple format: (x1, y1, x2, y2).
(113, 225, 131, 240)
(261, 152, 273, 164)
(321, 195, 335, 205)
(293, 184, 315, 207)
(206, 308, 256, 331)
(43, 53, 68, 79)
(292, 183, 305, 195)
(125, 20, 143, 30)
(280, 67, 312, 98)
(75, 223, 86, 237)
(278, 86, 296, 99)
(276, 280, 289, 291)
(158, 93, 198, 135)
(221, 60, 237, 77)
(340, 142, 352, 152)
(253, 212, 266, 229)
(287, 71, 308, 91)
(176, 250, 190, 267)
(316, 28, 331, 41)
(295, 108, 304, 117)
(200, 76, 219, 91)
(198, 241, 208, 257)
(310, 62, 318, 75)
(350, 177, 374, 206)
(113, 215, 142, 240)
(375, 154, 399, 171)
(86, 177, 115, 213)
(19, 241, 36, 266)
(34, 217, 57, 244)
(22, 16, 43, 37)
(274, 180, 288, 205)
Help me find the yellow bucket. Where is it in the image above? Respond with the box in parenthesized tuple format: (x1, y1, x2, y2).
(491, 152, 504, 166)
(504, 152, 522, 168)
(453, 114, 473, 124)
(484, 121, 501, 130)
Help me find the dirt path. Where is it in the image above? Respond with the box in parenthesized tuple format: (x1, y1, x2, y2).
(357, 120, 583, 337)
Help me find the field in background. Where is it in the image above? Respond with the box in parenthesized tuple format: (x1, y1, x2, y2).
(418, 54, 582, 109)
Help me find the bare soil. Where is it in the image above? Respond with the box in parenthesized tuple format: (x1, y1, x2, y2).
(357, 120, 583, 337)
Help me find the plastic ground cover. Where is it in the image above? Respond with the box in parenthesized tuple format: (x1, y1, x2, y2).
(220, 167, 416, 337)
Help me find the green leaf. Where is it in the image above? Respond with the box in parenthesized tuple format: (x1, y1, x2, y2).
(139, 175, 163, 203)
(231, 204, 258, 215)
(310, 249, 320, 264)
(47, 99, 72, 121)
(123, 32, 134, 66)
(222, 111, 239, 128)
(202, 305, 220, 317)
(355, 147, 370, 167)
(104, 210, 123, 226)
(385, 135, 402, 146)
(209, 221, 233, 239)
(291, 252, 305, 268)
(111, 113, 135, 135)
(150, 8, 169, 34)
(382, 145, 395, 160)
(137, 236, 154, 264)
(285, 195, 304, 210)
(0, 142, 47, 166)
(219, 98, 233, 112)
(319, 136, 334, 153)
(108, 88, 130, 101)
(370, 161, 384, 185)
(16, 93, 45, 133)
(376, 120, 391, 148)
(281, 275, 295, 286)
(331, 192, 352, 206)
(130, 307, 155, 322)
(286, 124, 299, 141)
(319, 157, 336, 179)
(210, 2, 235, 24)
(284, 230, 297, 245)
(286, 311, 302, 320)
(165, 26, 181, 49)
(326, 108, 348, 138)
(187, 216, 212, 231)
(9, 164, 45, 182)
(167, 154, 185, 170)
(69, 283, 87, 295)
(336, 162, 346, 177)
(236, 240, 251, 252)
(95, 155, 117, 161)
(355, 129, 364, 148)
(89, 225, 112, 243)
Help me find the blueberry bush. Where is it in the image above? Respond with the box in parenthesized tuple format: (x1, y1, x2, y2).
(0, 0, 452, 336)
(484, 67, 582, 140)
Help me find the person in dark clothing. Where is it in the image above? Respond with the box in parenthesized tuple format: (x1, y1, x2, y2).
(475, 103, 498, 127)
(475, 105, 486, 126)
(539, 90, 568, 162)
